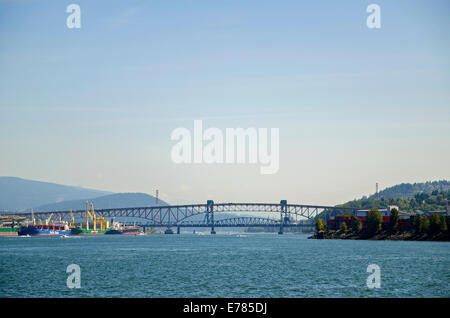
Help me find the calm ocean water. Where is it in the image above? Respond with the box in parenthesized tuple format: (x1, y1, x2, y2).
(0, 233, 449, 297)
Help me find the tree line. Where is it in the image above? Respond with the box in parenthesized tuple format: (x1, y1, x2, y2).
(316, 208, 449, 237)
(318, 190, 450, 220)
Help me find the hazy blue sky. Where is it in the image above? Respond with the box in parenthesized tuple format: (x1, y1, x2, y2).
(1, 0, 449, 206)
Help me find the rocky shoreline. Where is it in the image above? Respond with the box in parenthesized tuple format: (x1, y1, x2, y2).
(309, 231, 450, 242)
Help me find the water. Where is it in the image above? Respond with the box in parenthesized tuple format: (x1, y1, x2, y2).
(0, 234, 449, 297)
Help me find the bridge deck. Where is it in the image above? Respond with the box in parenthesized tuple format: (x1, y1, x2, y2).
(3, 202, 366, 229)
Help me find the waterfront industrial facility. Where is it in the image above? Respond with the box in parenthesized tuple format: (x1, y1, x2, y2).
(0, 201, 140, 236)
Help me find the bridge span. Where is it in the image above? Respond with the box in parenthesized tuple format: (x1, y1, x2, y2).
(123, 216, 314, 234)
(6, 200, 360, 234)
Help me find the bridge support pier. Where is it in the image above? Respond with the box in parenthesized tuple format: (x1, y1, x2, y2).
(207, 200, 216, 234)
(279, 200, 287, 235)
(164, 228, 174, 234)
(177, 226, 180, 234)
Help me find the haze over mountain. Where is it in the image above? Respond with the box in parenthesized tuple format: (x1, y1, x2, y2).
(0, 177, 111, 211)
(35, 193, 168, 211)
(0, 176, 254, 224)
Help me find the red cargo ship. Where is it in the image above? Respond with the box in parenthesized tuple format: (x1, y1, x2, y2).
(105, 221, 140, 235)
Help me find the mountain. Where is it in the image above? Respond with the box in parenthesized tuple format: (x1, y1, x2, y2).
(0, 176, 111, 212)
(34, 193, 168, 211)
(370, 180, 450, 199)
(0, 176, 250, 225)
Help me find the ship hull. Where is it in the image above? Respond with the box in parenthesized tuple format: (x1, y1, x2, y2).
(18, 227, 70, 236)
(0, 228, 19, 236)
(105, 228, 140, 235)
(70, 228, 107, 235)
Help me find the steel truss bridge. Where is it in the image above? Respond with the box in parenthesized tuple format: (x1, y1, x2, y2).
(7, 201, 360, 234)
(123, 216, 316, 234)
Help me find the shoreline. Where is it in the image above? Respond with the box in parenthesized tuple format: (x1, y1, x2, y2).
(309, 231, 450, 242)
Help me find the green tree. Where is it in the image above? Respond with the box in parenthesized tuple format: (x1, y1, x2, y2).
(423, 216, 430, 232)
(351, 216, 362, 233)
(429, 214, 441, 233)
(440, 216, 447, 232)
(389, 208, 399, 231)
(413, 215, 423, 232)
(366, 209, 383, 235)
(447, 217, 450, 233)
(339, 221, 348, 232)
(316, 218, 325, 232)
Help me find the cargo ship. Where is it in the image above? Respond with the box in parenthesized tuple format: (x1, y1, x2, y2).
(105, 221, 140, 235)
(19, 221, 71, 236)
(18, 210, 71, 236)
(0, 227, 19, 236)
(0, 216, 23, 236)
(105, 227, 140, 235)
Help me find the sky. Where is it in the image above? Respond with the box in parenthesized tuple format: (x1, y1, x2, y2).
(0, 0, 449, 206)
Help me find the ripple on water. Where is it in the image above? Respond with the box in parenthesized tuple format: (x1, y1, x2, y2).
(0, 234, 449, 297)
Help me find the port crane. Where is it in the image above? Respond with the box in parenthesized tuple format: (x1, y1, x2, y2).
(82, 201, 108, 231)
(85, 201, 91, 230)
(45, 213, 53, 226)
(91, 203, 108, 230)
(69, 209, 75, 227)
(31, 208, 36, 226)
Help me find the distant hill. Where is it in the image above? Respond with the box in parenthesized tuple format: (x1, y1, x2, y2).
(33, 194, 245, 222)
(33, 193, 249, 226)
(317, 180, 450, 219)
(34, 193, 168, 211)
(0, 176, 111, 211)
(336, 190, 449, 214)
(370, 180, 450, 199)
(0, 176, 250, 224)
